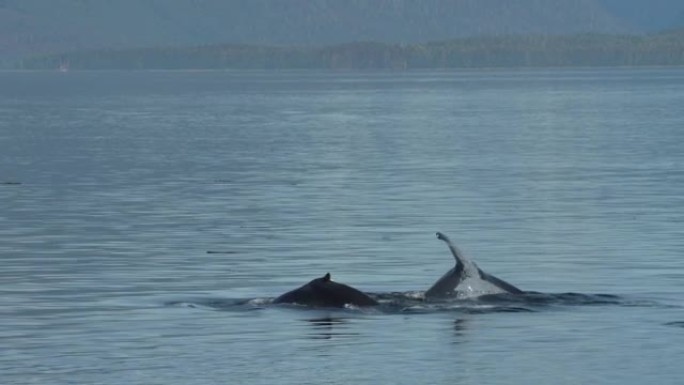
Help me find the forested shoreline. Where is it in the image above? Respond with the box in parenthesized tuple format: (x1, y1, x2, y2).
(17, 31, 684, 70)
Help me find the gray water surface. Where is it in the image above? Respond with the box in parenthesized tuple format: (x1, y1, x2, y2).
(2, 69, 684, 384)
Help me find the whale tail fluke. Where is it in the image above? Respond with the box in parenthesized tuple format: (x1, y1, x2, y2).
(436, 231, 469, 266)
(429, 231, 524, 298)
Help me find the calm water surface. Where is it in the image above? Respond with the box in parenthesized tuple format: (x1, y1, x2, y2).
(1, 69, 684, 384)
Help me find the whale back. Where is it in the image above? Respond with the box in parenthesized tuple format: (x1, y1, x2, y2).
(274, 273, 378, 308)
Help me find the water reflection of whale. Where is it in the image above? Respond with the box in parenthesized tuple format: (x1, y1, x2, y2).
(305, 317, 360, 340)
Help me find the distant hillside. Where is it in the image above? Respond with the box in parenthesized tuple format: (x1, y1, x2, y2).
(21, 31, 684, 70)
(2, 0, 684, 65)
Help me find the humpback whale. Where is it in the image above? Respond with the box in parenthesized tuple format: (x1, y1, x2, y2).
(425, 232, 523, 299)
(274, 273, 379, 308)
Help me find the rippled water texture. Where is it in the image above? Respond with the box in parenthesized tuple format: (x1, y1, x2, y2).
(2, 69, 684, 384)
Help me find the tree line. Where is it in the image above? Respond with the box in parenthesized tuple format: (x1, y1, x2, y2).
(18, 31, 684, 70)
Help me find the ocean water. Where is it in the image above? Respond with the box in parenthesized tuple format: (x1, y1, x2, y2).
(1, 68, 684, 385)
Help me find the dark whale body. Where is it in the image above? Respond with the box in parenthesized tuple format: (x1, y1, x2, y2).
(274, 273, 378, 308)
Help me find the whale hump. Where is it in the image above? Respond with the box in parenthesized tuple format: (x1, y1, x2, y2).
(274, 272, 378, 308)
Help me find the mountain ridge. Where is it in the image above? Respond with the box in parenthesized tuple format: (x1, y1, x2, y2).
(2, 0, 683, 63)
(21, 29, 684, 70)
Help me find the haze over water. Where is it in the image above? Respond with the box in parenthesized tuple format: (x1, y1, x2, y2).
(2, 68, 684, 384)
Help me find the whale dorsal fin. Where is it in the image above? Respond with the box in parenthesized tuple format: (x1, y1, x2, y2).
(322, 273, 331, 282)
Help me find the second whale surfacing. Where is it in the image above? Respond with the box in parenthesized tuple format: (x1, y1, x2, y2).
(425, 232, 524, 299)
(273, 273, 379, 308)
(272, 233, 523, 308)
(180, 232, 623, 313)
